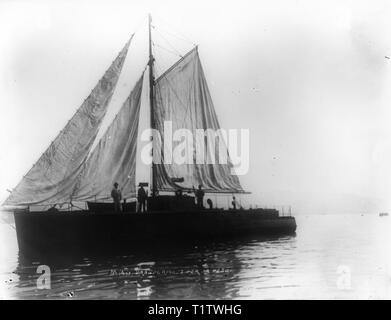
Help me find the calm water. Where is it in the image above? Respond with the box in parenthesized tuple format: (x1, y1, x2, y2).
(0, 213, 390, 299)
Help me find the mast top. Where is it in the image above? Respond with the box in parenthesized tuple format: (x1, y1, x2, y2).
(148, 14, 154, 66)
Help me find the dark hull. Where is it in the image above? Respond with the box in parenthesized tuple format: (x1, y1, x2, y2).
(14, 209, 296, 252)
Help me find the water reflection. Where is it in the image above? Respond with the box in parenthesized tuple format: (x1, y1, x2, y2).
(4, 214, 390, 299)
(12, 235, 296, 299)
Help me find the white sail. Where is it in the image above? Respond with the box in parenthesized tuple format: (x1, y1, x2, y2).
(3, 37, 133, 206)
(153, 48, 244, 193)
(72, 74, 144, 201)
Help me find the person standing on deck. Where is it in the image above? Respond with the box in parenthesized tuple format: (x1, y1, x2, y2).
(137, 185, 147, 213)
(111, 182, 122, 212)
(232, 196, 238, 210)
(193, 185, 205, 210)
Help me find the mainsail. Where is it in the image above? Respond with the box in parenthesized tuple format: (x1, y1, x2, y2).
(3, 38, 133, 206)
(153, 48, 244, 193)
(72, 74, 144, 201)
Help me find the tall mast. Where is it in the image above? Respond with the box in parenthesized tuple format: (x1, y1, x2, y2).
(148, 13, 156, 196)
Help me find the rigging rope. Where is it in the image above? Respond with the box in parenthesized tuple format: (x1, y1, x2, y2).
(153, 14, 197, 47)
(153, 42, 182, 58)
(150, 18, 198, 131)
(156, 25, 197, 47)
(153, 26, 184, 58)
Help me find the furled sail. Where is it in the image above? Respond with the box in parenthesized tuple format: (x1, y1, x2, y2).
(72, 74, 144, 201)
(153, 48, 244, 193)
(3, 38, 133, 206)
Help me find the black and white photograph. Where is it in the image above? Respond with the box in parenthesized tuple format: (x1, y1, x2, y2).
(0, 0, 390, 302)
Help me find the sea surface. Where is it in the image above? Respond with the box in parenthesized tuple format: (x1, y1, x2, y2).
(0, 213, 390, 299)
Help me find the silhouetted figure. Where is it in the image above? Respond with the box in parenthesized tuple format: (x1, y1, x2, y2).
(193, 185, 205, 210)
(175, 189, 183, 198)
(111, 182, 122, 212)
(206, 198, 213, 209)
(232, 196, 240, 210)
(137, 185, 147, 213)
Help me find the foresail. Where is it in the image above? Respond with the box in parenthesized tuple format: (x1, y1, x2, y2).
(3, 37, 133, 206)
(72, 74, 144, 201)
(154, 48, 244, 193)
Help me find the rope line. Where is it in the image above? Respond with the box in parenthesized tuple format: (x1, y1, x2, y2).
(153, 42, 182, 58)
(153, 14, 197, 46)
(153, 26, 184, 58)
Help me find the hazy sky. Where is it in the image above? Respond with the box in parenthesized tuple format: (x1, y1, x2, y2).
(0, 0, 390, 213)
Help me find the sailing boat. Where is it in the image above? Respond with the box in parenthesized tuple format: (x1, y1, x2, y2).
(3, 15, 296, 251)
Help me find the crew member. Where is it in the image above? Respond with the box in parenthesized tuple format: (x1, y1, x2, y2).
(193, 185, 205, 210)
(175, 189, 183, 198)
(137, 184, 147, 213)
(111, 182, 122, 212)
(232, 196, 238, 210)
